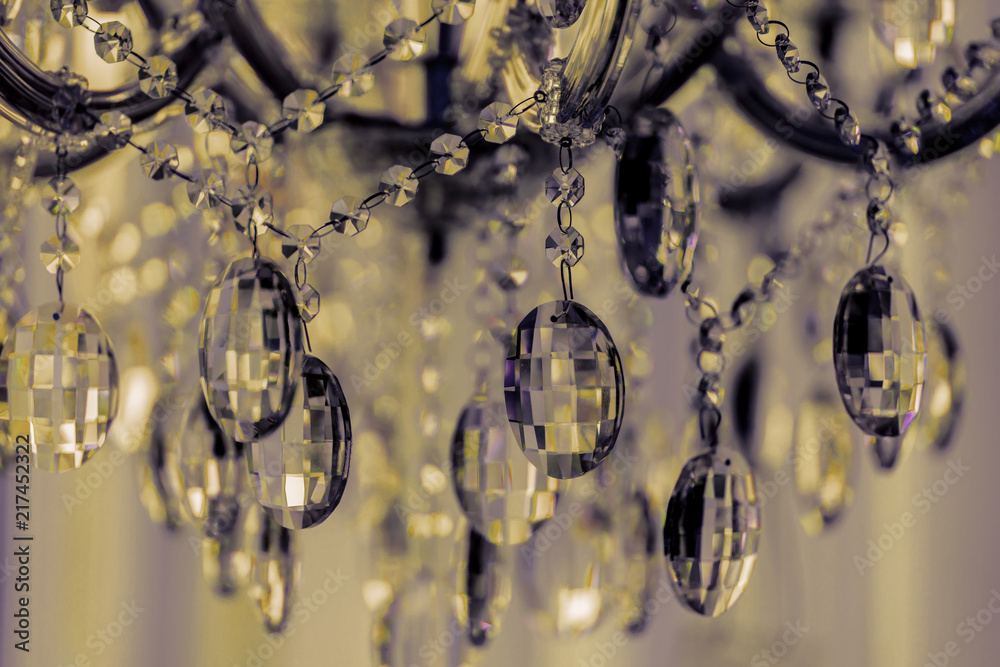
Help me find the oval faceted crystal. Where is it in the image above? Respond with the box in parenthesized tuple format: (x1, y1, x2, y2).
(451, 397, 559, 545)
(504, 300, 625, 479)
(793, 394, 855, 535)
(833, 265, 926, 437)
(248, 355, 352, 530)
(0, 304, 118, 472)
(614, 107, 699, 298)
(663, 447, 760, 617)
(199, 257, 303, 441)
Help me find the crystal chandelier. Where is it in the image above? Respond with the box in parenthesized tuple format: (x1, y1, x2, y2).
(0, 0, 995, 663)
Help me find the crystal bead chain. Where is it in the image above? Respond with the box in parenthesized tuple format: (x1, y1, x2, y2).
(39, 143, 82, 305)
(542, 138, 586, 299)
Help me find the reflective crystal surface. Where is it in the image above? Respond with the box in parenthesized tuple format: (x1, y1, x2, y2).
(282, 89, 325, 133)
(794, 395, 855, 535)
(379, 166, 418, 206)
(491, 256, 529, 291)
(745, 0, 768, 33)
(94, 21, 133, 63)
(545, 168, 585, 207)
(374, 574, 465, 667)
(51, 0, 86, 27)
(142, 406, 185, 529)
(504, 300, 625, 479)
(450, 397, 559, 545)
(538, 0, 587, 29)
(545, 227, 584, 267)
(140, 141, 179, 180)
(834, 108, 861, 147)
(459, 529, 511, 645)
(383, 18, 426, 61)
(280, 225, 320, 261)
(95, 110, 133, 149)
(921, 321, 964, 452)
(185, 89, 226, 133)
(805, 72, 831, 112)
(614, 107, 698, 298)
(774, 34, 800, 72)
(232, 187, 274, 236)
(186, 170, 227, 210)
(297, 284, 320, 323)
(202, 495, 252, 596)
(138, 56, 178, 99)
(247, 508, 298, 633)
(663, 447, 760, 617)
(330, 196, 369, 235)
(431, 0, 475, 24)
(248, 356, 351, 530)
(40, 235, 80, 273)
(230, 122, 274, 163)
(0, 305, 118, 472)
(331, 54, 374, 97)
(199, 257, 303, 441)
(873, 0, 955, 67)
(41, 177, 80, 215)
(833, 265, 926, 437)
(479, 103, 518, 144)
(430, 134, 469, 175)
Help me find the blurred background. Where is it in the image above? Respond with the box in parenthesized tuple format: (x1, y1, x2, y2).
(1, 0, 999, 665)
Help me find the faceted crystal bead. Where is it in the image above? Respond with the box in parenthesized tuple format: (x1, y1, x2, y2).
(805, 71, 831, 112)
(450, 398, 559, 545)
(919, 320, 964, 453)
(545, 227, 584, 267)
(202, 493, 253, 595)
(966, 42, 1000, 70)
(0, 305, 118, 472)
(866, 200, 891, 234)
(538, 0, 587, 29)
(383, 18, 426, 61)
(297, 284, 320, 323)
(873, 0, 954, 67)
(431, 0, 475, 24)
(375, 574, 466, 667)
(167, 394, 242, 528)
(917, 90, 952, 123)
(230, 121, 273, 164)
(891, 119, 922, 155)
(545, 168, 585, 207)
(615, 107, 699, 297)
(663, 447, 760, 617)
(282, 89, 325, 133)
(460, 529, 510, 645)
(793, 395, 855, 535)
(942, 66, 978, 100)
(51, 0, 86, 27)
(280, 225, 320, 261)
(95, 110, 133, 149)
(491, 257, 528, 291)
(39, 235, 80, 273)
(94, 21, 133, 63)
(479, 103, 518, 144)
(41, 177, 80, 215)
(142, 407, 185, 529)
(185, 89, 226, 133)
(833, 265, 926, 437)
(745, 0, 768, 34)
(505, 300, 625, 478)
(430, 134, 469, 175)
(834, 107, 861, 147)
(379, 165, 418, 206)
(331, 54, 374, 97)
(247, 509, 298, 633)
(187, 170, 226, 210)
(330, 196, 369, 235)
(199, 257, 303, 441)
(232, 187, 274, 236)
(138, 56, 178, 99)
(140, 141, 179, 180)
(774, 34, 800, 73)
(248, 356, 350, 529)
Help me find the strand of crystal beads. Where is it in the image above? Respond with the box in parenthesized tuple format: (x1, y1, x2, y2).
(544, 139, 586, 293)
(39, 146, 81, 300)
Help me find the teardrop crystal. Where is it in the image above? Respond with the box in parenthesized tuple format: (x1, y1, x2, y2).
(833, 265, 926, 437)
(247, 507, 298, 633)
(504, 300, 625, 479)
(202, 501, 253, 596)
(793, 394, 855, 535)
(0, 304, 118, 472)
(615, 107, 698, 298)
(374, 574, 465, 667)
(199, 257, 303, 441)
(450, 397, 559, 545)
(663, 447, 760, 617)
(248, 355, 351, 529)
(459, 528, 511, 646)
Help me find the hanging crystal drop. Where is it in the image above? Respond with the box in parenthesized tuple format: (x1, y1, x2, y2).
(248, 356, 351, 529)
(545, 168, 585, 207)
(94, 21, 133, 63)
(833, 265, 926, 437)
(505, 300, 625, 479)
(0, 305, 118, 472)
(873, 0, 955, 67)
(430, 134, 469, 175)
(248, 508, 298, 633)
(41, 176, 80, 215)
(663, 446, 760, 617)
(479, 103, 518, 144)
(459, 528, 511, 646)
(545, 228, 584, 267)
(538, 0, 587, 29)
(431, 0, 475, 24)
(186, 89, 226, 133)
(383, 18, 426, 61)
(331, 54, 374, 97)
(40, 235, 80, 273)
(920, 321, 964, 453)
(793, 394, 855, 535)
(868, 431, 915, 470)
(330, 197, 369, 236)
(50, 0, 87, 27)
(614, 107, 699, 298)
(202, 494, 253, 596)
(450, 397, 559, 546)
(138, 56, 178, 99)
(141, 414, 184, 529)
(198, 257, 303, 441)
(297, 285, 320, 323)
(374, 574, 466, 667)
(140, 141, 179, 180)
(282, 89, 325, 133)
(166, 393, 242, 528)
